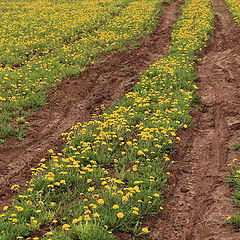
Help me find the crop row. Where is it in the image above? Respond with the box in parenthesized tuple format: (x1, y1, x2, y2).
(225, 0, 240, 25)
(0, 0, 163, 141)
(0, 0, 130, 65)
(225, 0, 240, 228)
(0, 0, 214, 239)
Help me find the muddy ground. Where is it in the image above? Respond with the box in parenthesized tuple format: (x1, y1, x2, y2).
(0, 0, 183, 208)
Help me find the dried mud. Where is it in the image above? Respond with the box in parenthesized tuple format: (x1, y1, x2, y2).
(148, 0, 240, 239)
(0, 0, 183, 208)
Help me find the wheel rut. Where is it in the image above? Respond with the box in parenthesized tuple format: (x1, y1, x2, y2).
(148, 0, 240, 239)
(0, 0, 183, 208)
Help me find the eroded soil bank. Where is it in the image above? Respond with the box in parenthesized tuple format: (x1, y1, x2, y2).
(0, 0, 183, 208)
(149, 0, 240, 239)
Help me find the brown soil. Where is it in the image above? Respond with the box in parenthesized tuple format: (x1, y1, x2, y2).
(0, 0, 183, 208)
(148, 0, 240, 239)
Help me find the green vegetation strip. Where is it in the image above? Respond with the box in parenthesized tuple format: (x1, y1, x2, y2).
(0, 0, 214, 239)
(0, 0, 131, 65)
(227, 164, 240, 227)
(0, 0, 164, 141)
(223, 0, 240, 228)
(225, 0, 240, 25)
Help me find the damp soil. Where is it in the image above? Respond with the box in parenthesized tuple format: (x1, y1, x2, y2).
(0, 0, 183, 208)
(148, 0, 240, 239)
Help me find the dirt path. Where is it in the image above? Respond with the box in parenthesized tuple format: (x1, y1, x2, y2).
(0, 0, 183, 207)
(149, 0, 240, 239)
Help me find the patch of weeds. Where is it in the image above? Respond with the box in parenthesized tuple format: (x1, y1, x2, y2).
(15, 126, 29, 141)
(0, 123, 13, 140)
(16, 117, 26, 124)
(29, 93, 48, 110)
(192, 94, 202, 105)
(232, 140, 240, 150)
(185, 120, 194, 129)
(230, 213, 240, 227)
(122, 65, 133, 71)
(44, 223, 117, 240)
(130, 42, 142, 48)
(194, 57, 202, 64)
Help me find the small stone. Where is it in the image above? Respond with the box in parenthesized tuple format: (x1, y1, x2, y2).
(180, 187, 189, 193)
(226, 117, 240, 130)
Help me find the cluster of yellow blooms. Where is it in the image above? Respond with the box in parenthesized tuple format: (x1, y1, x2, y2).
(223, 0, 240, 228)
(226, 157, 240, 226)
(0, 0, 163, 140)
(0, 0, 214, 239)
(225, 0, 240, 25)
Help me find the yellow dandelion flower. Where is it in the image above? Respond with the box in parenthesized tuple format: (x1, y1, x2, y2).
(62, 224, 71, 230)
(15, 206, 24, 212)
(117, 212, 124, 218)
(112, 205, 120, 209)
(226, 216, 232, 221)
(122, 196, 129, 202)
(2, 206, 8, 211)
(137, 150, 145, 155)
(97, 199, 104, 204)
(93, 212, 100, 218)
(88, 187, 95, 192)
(132, 165, 138, 171)
(45, 232, 53, 236)
(142, 227, 149, 233)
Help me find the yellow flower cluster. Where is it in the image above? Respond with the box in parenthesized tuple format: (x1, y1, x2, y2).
(0, 0, 163, 140)
(227, 157, 240, 226)
(225, 0, 240, 25)
(0, 0, 214, 239)
(170, 0, 213, 54)
(220, 0, 240, 229)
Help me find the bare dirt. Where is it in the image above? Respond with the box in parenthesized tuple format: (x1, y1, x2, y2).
(0, 0, 183, 208)
(148, 0, 240, 239)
